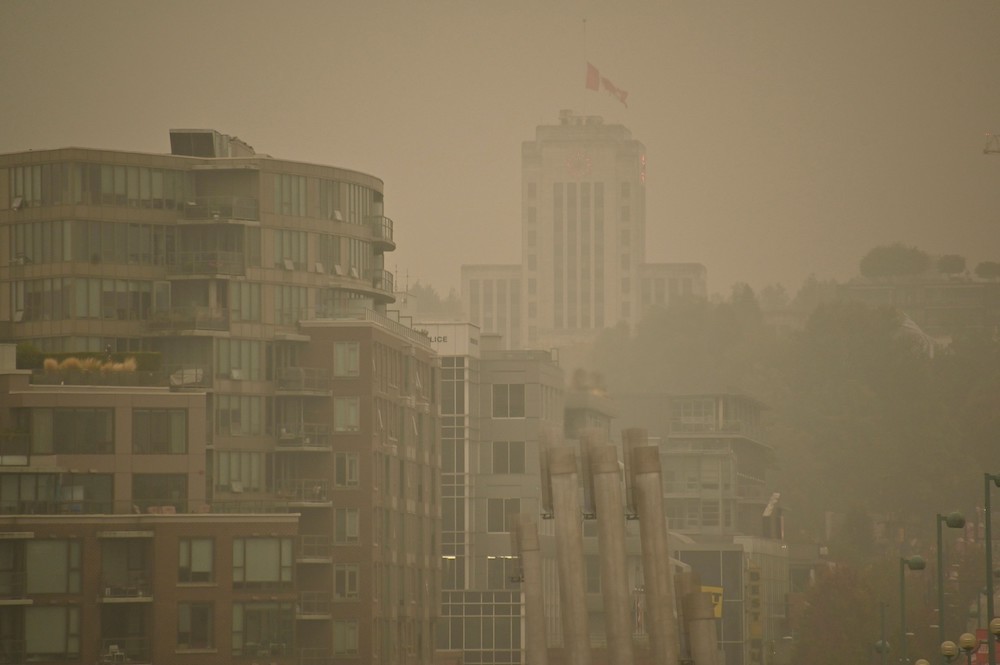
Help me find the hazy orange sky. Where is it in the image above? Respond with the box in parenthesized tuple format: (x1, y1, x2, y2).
(2, 0, 999, 297)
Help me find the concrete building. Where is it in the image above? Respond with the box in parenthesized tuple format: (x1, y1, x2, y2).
(461, 110, 707, 356)
(419, 324, 565, 665)
(659, 394, 789, 665)
(0, 130, 441, 665)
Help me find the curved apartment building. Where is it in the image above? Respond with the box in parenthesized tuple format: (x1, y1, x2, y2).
(0, 130, 440, 665)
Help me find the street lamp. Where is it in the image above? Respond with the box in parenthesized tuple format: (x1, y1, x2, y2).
(937, 511, 966, 662)
(940, 640, 958, 663)
(901, 555, 927, 665)
(984, 473, 1000, 665)
(958, 632, 978, 665)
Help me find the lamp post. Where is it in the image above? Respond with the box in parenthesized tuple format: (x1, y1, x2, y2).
(984, 473, 1000, 665)
(938, 511, 966, 662)
(901, 555, 927, 665)
(876, 601, 891, 665)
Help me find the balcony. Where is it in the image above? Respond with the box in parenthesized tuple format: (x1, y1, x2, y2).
(276, 479, 330, 506)
(367, 215, 395, 251)
(182, 196, 259, 222)
(296, 591, 332, 619)
(369, 268, 394, 294)
(296, 535, 332, 563)
(275, 367, 331, 395)
(277, 423, 333, 450)
(147, 306, 230, 333)
(99, 572, 152, 602)
(167, 250, 245, 277)
(99, 637, 151, 664)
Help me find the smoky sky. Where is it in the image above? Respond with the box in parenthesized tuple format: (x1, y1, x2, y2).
(2, 0, 999, 297)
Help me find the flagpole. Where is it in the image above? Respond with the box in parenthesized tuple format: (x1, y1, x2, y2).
(582, 18, 588, 115)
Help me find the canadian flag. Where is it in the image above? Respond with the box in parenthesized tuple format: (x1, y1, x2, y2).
(585, 62, 628, 108)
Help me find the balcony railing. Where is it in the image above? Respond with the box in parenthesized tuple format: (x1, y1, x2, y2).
(167, 250, 245, 276)
(100, 572, 152, 599)
(277, 423, 333, 449)
(297, 591, 332, 617)
(368, 268, 394, 294)
(182, 196, 259, 221)
(210, 500, 295, 514)
(147, 306, 230, 332)
(298, 647, 332, 665)
(367, 215, 395, 249)
(99, 637, 151, 663)
(0, 499, 116, 515)
(296, 535, 332, 560)
(276, 367, 331, 393)
(30, 370, 166, 388)
(276, 479, 330, 503)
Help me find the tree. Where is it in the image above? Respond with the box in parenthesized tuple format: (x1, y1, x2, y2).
(974, 261, 1000, 279)
(937, 254, 966, 275)
(792, 565, 881, 665)
(859, 243, 930, 278)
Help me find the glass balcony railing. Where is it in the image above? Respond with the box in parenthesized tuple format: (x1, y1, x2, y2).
(276, 479, 330, 503)
(369, 268, 394, 293)
(182, 196, 259, 221)
(147, 306, 230, 332)
(277, 423, 333, 449)
(367, 215, 395, 249)
(167, 251, 245, 276)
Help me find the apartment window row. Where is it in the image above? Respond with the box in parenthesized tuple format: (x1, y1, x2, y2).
(7, 162, 191, 210)
(12, 277, 156, 323)
(23, 407, 114, 454)
(319, 177, 379, 227)
(435, 614, 521, 660)
(132, 409, 187, 454)
(232, 538, 293, 588)
(273, 174, 307, 217)
(7, 220, 175, 266)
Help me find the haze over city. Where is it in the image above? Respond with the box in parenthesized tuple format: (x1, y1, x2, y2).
(3, 0, 1000, 297)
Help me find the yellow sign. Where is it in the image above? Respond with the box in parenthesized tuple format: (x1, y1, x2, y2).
(702, 585, 723, 618)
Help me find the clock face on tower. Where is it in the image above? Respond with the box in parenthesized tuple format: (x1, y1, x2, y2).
(565, 150, 592, 179)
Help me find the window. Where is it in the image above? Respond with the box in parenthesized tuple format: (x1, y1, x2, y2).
(179, 539, 213, 583)
(132, 473, 186, 512)
(26, 606, 79, 660)
(26, 540, 80, 593)
(334, 397, 360, 432)
(215, 450, 267, 492)
(30, 408, 113, 454)
(492, 384, 525, 418)
(334, 452, 359, 487)
(215, 395, 263, 436)
(178, 602, 214, 649)
(484, 441, 525, 474)
(334, 620, 359, 656)
(334, 564, 359, 600)
(133, 409, 187, 454)
(586, 555, 601, 593)
(487, 556, 519, 590)
(334, 507, 360, 544)
(487, 498, 520, 533)
(232, 538, 293, 588)
(232, 602, 293, 657)
(334, 342, 360, 377)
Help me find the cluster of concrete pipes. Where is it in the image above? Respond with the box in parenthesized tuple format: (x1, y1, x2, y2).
(512, 428, 720, 665)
